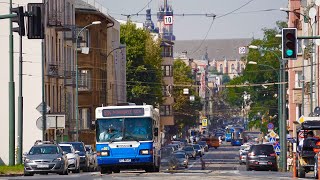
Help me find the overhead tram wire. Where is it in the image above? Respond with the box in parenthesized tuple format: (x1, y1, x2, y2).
(188, 0, 256, 56)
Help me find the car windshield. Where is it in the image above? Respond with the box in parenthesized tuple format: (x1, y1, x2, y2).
(96, 118, 153, 142)
(174, 153, 185, 158)
(60, 146, 72, 153)
(68, 143, 85, 152)
(183, 146, 193, 151)
(29, 146, 60, 155)
(85, 146, 90, 152)
(198, 141, 206, 145)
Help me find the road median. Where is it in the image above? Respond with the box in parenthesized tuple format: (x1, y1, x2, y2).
(0, 164, 24, 176)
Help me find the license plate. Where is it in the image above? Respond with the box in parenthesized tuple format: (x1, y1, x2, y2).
(259, 161, 268, 165)
(37, 164, 49, 168)
(119, 159, 131, 162)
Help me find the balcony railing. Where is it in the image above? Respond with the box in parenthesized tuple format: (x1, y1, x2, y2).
(47, 63, 64, 78)
(80, 0, 108, 16)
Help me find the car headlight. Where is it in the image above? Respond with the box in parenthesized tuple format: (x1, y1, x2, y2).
(24, 159, 33, 163)
(53, 157, 62, 162)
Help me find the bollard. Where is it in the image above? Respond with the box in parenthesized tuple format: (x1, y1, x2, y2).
(318, 153, 320, 180)
(293, 153, 297, 178)
(201, 157, 205, 170)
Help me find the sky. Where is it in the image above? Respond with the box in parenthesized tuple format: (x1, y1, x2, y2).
(100, 0, 288, 40)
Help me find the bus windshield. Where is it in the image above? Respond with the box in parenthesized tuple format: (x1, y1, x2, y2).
(96, 118, 153, 142)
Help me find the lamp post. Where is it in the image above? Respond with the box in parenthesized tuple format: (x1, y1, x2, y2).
(75, 21, 101, 141)
(248, 45, 287, 171)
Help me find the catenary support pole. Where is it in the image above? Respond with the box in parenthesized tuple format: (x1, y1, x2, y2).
(17, 33, 23, 164)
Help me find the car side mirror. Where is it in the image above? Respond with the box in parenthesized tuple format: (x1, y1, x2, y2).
(63, 151, 67, 155)
(23, 152, 28, 156)
(75, 150, 80, 154)
(154, 128, 159, 137)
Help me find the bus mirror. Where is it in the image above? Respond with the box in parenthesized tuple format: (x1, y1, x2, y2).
(154, 128, 159, 136)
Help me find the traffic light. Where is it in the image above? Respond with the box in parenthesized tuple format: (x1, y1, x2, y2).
(282, 28, 297, 59)
(11, 6, 25, 36)
(27, 4, 44, 39)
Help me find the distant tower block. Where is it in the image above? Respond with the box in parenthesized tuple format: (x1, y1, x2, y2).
(157, 0, 175, 41)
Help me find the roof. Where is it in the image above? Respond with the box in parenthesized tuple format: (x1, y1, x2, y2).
(74, 1, 96, 11)
(173, 38, 252, 60)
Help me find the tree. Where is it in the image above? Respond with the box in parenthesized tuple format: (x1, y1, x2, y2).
(173, 59, 203, 135)
(120, 22, 163, 106)
(223, 21, 286, 132)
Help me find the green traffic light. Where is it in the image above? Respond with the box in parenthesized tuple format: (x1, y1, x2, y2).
(286, 49, 293, 56)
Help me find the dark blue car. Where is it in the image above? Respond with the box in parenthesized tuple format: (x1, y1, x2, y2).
(231, 139, 243, 146)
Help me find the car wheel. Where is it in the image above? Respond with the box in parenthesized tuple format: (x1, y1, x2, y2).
(101, 167, 112, 174)
(24, 171, 34, 176)
(113, 169, 120, 173)
(298, 162, 306, 178)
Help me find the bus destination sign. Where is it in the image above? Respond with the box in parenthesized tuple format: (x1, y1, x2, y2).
(102, 108, 144, 117)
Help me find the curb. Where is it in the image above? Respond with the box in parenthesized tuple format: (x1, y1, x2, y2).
(0, 174, 23, 177)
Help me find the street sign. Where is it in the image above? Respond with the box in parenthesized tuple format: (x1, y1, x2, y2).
(202, 119, 208, 127)
(296, 115, 304, 124)
(36, 102, 51, 114)
(238, 47, 246, 54)
(269, 137, 276, 143)
(267, 123, 274, 130)
(164, 15, 173, 25)
(274, 145, 281, 155)
(35, 114, 66, 130)
(269, 130, 277, 138)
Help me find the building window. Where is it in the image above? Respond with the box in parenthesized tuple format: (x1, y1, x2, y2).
(295, 71, 302, 88)
(161, 46, 172, 57)
(162, 65, 173, 77)
(231, 64, 235, 73)
(160, 105, 172, 116)
(219, 64, 223, 73)
(79, 108, 91, 130)
(78, 69, 92, 91)
(162, 85, 173, 97)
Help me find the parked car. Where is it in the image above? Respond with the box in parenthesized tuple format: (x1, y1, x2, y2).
(246, 144, 278, 171)
(85, 145, 97, 171)
(231, 139, 243, 146)
(192, 144, 203, 157)
(182, 145, 197, 160)
(23, 140, 68, 176)
(61, 142, 90, 172)
(59, 143, 80, 173)
(198, 141, 208, 152)
(173, 152, 189, 168)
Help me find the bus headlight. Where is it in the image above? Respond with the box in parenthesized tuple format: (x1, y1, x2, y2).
(97, 151, 109, 156)
(140, 149, 150, 155)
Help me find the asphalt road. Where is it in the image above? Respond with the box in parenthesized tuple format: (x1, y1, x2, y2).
(0, 143, 311, 180)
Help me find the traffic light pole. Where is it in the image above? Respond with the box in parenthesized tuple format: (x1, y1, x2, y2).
(8, 0, 16, 166)
(17, 33, 23, 164)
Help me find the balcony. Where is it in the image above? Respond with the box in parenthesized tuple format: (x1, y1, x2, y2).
(47, 1, 72, 31)
(65, 77, 76, 87)
(47, 63, 64, 78)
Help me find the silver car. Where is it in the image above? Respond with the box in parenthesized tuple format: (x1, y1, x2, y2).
(24, 142, 68, 176)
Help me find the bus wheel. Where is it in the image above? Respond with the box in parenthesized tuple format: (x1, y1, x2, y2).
(101, 168, 112, 174)
(113, 169, 120, 173)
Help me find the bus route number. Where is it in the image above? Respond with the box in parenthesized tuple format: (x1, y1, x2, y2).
(164, 16, 173, 25)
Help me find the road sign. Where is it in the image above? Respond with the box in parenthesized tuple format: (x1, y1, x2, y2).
(269, 137, 276, 143)
(296, 115, 304, 124)
(269, 130, 277, 138)
(238, 47, 246, 54)
(274, 145, 281, 155)
(164, 15, 173, 25)
(36, 102, 51, 114)
(202, 119, 208, 127)
(36, 114, 66, 130)
(267, 123, 274, 130)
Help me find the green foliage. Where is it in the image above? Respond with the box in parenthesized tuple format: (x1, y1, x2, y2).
(173, 59, 203, 129)
(120, 22, 163, 106)
(0, 164, 24, 174)
(223, 21, 286, 131)
(222, 74, 231, 84)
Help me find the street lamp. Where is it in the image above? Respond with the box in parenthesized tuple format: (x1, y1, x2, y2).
(75, 21, 101, 141)
(248, 46, 287, 171)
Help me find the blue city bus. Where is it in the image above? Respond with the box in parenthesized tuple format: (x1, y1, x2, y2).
(95, 105, 161, 174)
